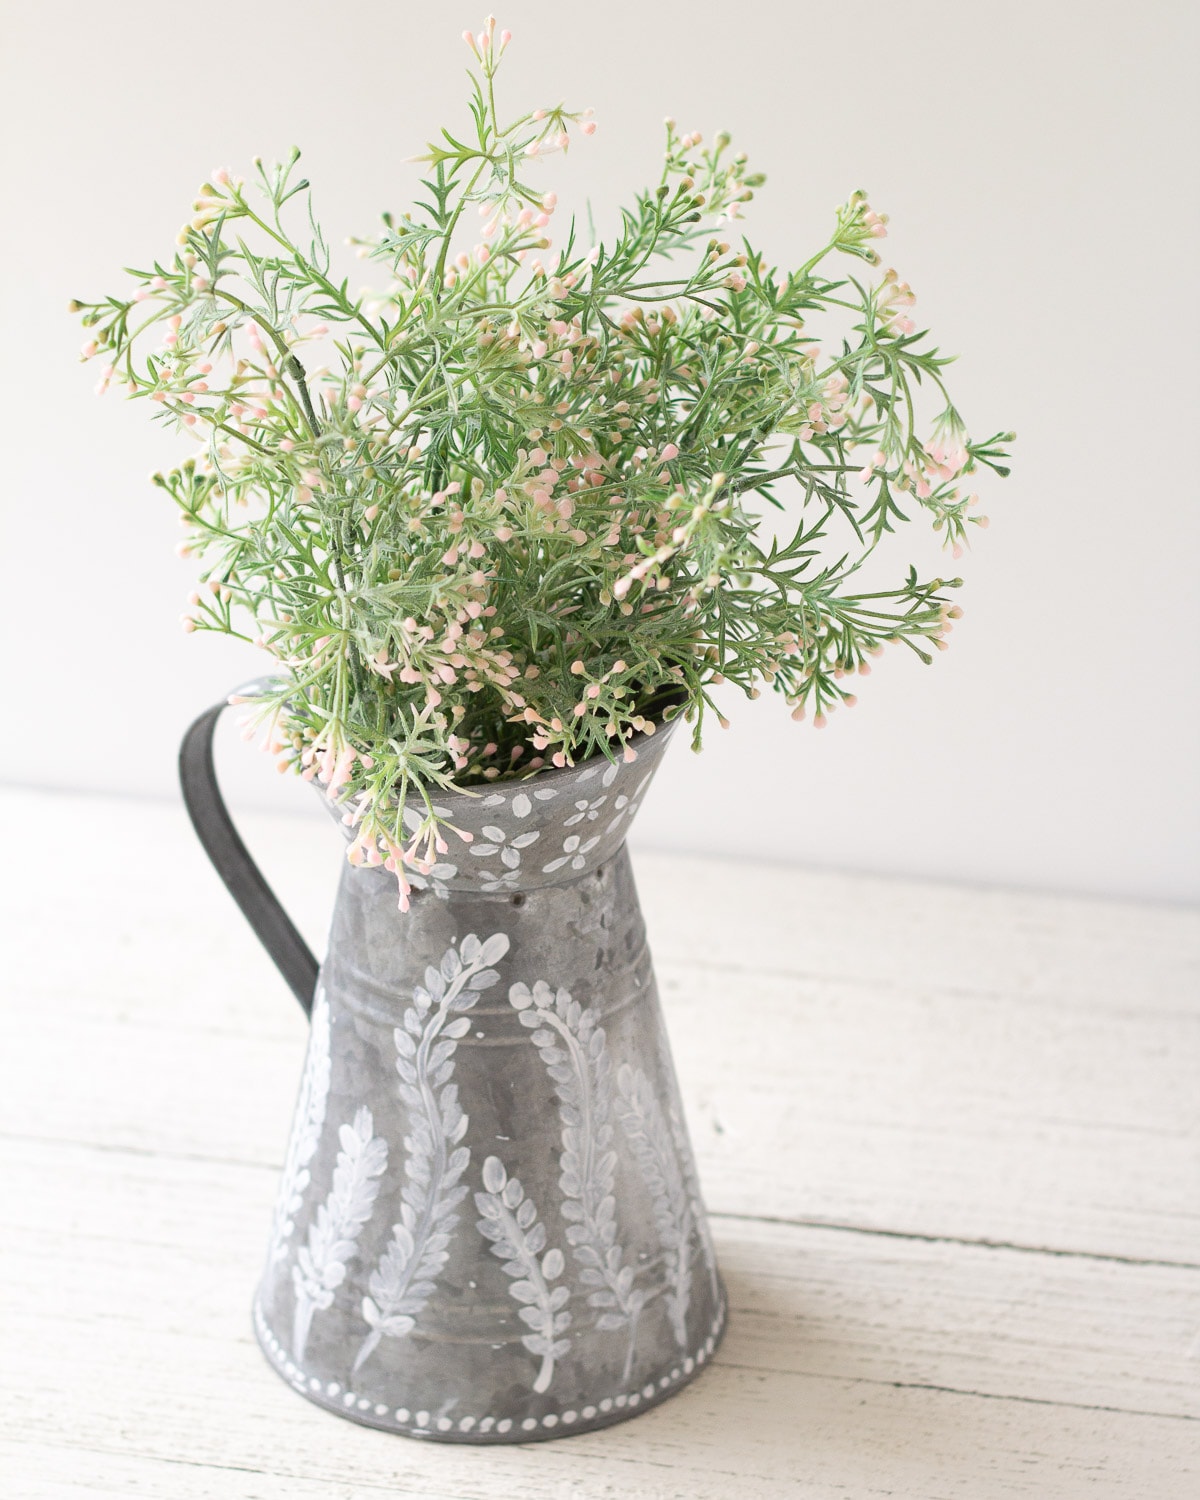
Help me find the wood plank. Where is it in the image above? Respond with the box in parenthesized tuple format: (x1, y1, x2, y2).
(4, 965, 1195, 1265)
(2, 1387, 1195, 1500)
(8, 789, 1197, 1022)
(3, 1137, 1197, 1420)
(3, 786, 1195, 1261)
(1, 1139, 1196, 1499)
(3, 788, 1198, 1497)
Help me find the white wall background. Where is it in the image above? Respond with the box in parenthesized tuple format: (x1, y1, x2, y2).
(2, 0, 1196, 903)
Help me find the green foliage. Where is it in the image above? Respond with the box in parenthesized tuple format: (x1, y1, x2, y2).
(73, 19, 1009, 895)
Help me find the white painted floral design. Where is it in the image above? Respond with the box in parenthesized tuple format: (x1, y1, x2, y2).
(511, 980, 644, 1381)
(614, 1062, 694, 1347)
(401, 802, 452, 831)
(481, 786, 560, 818)
(475, 1154, 571, 1394)
(564, 795, 608, 826)
(292, 1106, 388, 1360)
(355, 932, 509, 1371)
(405, 862, 458, 899)
(469, 823, 541, 868)
(268, 983, 332, 1267)
(542, 832, 601, 874)
(604, 773, 653, 836)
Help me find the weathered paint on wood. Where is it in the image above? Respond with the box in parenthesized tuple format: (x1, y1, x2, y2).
(1, 787, 1196, 1496)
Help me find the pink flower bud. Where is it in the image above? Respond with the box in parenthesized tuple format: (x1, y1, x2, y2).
(580, 120, 597, 136)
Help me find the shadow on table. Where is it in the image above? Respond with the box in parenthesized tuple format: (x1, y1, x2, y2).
(538, 1258, 990, 1495)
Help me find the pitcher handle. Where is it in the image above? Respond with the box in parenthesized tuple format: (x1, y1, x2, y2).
(178, 687, 319, 1016)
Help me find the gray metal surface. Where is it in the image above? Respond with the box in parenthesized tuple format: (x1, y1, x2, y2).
(252, 723, 726, 1442)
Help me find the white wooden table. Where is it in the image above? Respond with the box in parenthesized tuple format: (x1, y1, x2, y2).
(2, 787, 1197, 1498)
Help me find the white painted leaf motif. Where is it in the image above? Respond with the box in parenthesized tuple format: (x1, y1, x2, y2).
(291, 1105, 388, 1360)
(669, 1100, 720, 1311)
(474, 1155, 571, 1393)
(354, 933, 510, 1371)
(614, 1062, 694, 1348)
(510, 979, 643, 1381)
(267, 984, 332, 1268)
(479, 933, 510, 966)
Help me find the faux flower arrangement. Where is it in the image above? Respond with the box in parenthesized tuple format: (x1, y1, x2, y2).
(74, 16, 1010, 907)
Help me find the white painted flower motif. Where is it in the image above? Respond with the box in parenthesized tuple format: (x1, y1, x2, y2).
(477, 866, 521, 893)
(401, 802, 452, 831)
(564, 795, 607, 827)
(542, 832, 601, 874)
(510, 786, 559, 818)
(469, 824, 541, 869)
(605, 774, 653, 835)
(405, 862, 458, 899)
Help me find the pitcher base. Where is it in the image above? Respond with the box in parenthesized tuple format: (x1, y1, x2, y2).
(252, 1291, 728, 1444)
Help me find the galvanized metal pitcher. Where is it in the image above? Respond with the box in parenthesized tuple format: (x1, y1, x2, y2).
(180, 690, 726, 1444)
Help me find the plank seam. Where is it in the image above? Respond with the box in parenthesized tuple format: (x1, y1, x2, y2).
(711, 1212, 1200, 1271)
(715, 1360, 1200, 1424)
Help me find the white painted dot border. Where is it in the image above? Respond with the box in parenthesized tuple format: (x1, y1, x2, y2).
(254, 1296, 727, 1440)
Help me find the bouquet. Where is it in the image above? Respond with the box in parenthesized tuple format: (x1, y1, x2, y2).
(74, 15, 1010, 905)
